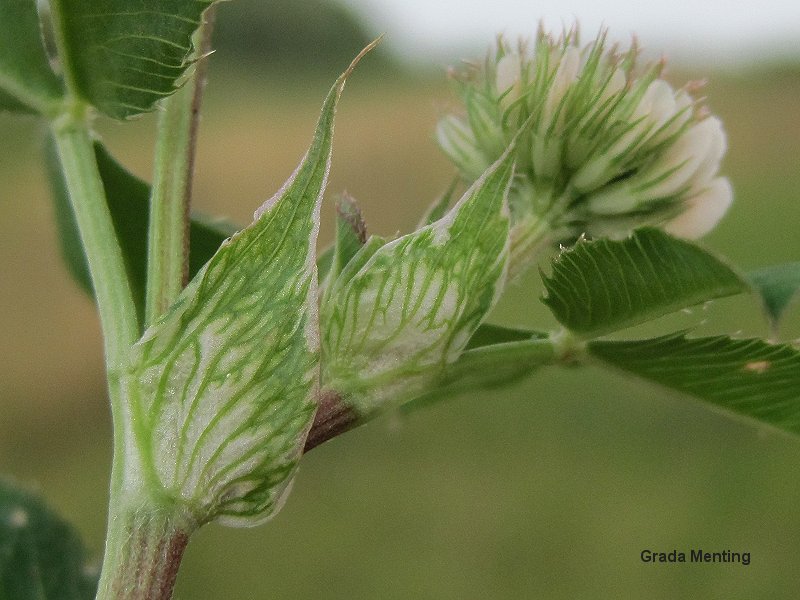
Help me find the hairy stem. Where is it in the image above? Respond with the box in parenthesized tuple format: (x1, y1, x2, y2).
(145, 12, 216, 327)
(95, 504, 195, 600)
(50, 110, 139, 370)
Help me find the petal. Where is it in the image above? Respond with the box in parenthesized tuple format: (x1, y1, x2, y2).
(542, 46, 581, 126)
(644, 80, 677, 130)
(436, 116, 487, 180)
(495, 53, 521, 96)
(664, 177, 733, 238)
(599, 68, 627, 105)
(636, 117, 718, 200)
(688, 117, 727, 188)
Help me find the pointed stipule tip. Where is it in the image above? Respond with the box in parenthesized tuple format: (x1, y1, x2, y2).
(342, 35, 384, 80)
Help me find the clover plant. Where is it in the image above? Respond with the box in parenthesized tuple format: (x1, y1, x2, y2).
(1, 3, 798, 598)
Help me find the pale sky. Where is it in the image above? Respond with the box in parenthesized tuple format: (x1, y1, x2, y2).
(344, 0, 800, 66)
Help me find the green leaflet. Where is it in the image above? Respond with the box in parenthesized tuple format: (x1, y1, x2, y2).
(49, 0, 213, 119)
(0, 478, 97, 600)
(589, 334, 800, 435)
(0, 0, 64, 114)
(46, 139, 235, 327)
(125, 60, 356, 527)
(541, 228, 748, 337)
(322, 151, 514, 415)
(748, 262, 800, 334)
(403, 326, 553, 414)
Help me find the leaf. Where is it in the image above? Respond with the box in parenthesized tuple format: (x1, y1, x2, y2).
(465, 323, 543, 350)
(589, 334, 800, 434)
(417, 176, 459, 227)
(321, 150, 514, 416)
(49, 0, 213, 118)
(0, 478, 97, 600)
(46, 139, 235, 323)
(0, 0, 64, 114)
(403, 328, 552, 413)
(748, 262, 800, 332)
(127, 54, 363, 527)
(541, 228, 747, 337)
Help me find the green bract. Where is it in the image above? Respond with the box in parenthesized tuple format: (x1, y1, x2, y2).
(121, 63, 351, 527)
(321, 150, 514, 416)
(437, 27, 732, 276)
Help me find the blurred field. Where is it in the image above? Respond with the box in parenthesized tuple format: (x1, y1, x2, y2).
(1, 52, 799, 599)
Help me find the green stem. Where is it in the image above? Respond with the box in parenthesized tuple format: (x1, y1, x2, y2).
(398, 337, 558, 413)
(144, 82, 195, 327)
(417, 337, 558, 404)
(49, 0, 138, 367)
(95, 370, 176, 599)
(307, 337, 560, 450)
(49, 5, 214, 598)
(145, 14, 215, 327)
(50, 110, 139, 370)
(95, 502, 195, 600)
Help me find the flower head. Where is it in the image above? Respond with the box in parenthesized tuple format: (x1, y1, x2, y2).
(437, 27, 732, 272)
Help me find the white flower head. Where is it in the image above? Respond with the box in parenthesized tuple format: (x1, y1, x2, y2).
(436, 25, 732, 267)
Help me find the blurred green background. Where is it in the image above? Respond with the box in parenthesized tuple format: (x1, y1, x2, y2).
(1, 1, 800, 598)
